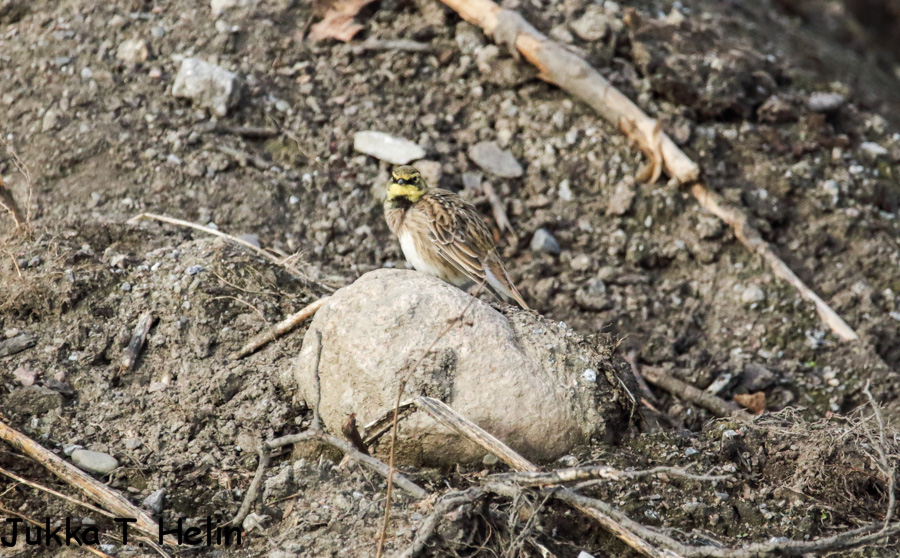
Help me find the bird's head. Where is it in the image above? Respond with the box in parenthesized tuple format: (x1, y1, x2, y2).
(386, 165, 427, 205)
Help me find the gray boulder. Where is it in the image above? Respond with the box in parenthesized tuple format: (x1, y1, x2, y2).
(286, 269, 636, 467)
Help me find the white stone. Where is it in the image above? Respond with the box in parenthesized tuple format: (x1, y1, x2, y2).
(741, 285, 766, 304)
(71, 450, 119, 475)
(116, 39, 149, 64)
(352, 131, 425, 165)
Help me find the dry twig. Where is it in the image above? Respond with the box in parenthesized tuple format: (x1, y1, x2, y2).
(436, 0, 858, 341)
(0, 177, 26, 228)
(128, 212, 335, 293)
(640, 366, 754, 420)
(119, 311, 154, 373)
(489, 465, 729, 487)
(231, 297, 328, 359)
(0, 417, 176, 545)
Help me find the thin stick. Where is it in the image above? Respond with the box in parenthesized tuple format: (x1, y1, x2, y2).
(394, 488, 485, 558)
(119, 311, 154, 373)
(0, 504, 116, 558)
(231, 297, 328, 359)
(862, 381, 896, 531)
(363, 399, 417, 447)
(375, 285, 484, 558)
(0, 417, 176, 545)
(414, 396, 538, 472)
(488, 465, 729, 487)
(128, 212, 335, 293)
(228, 445, 271, 528)
(351, 38, 433, 53)
(415, 397, 674, 558)
(436, 0, 858, 342)
(267, 431, 427, 499)
(0, 465, 117, 519)
(482, 181, 516, 245)
(640, 366, 753, 420)
(0, 177, 26, 228)
(216, 145, 272, 171)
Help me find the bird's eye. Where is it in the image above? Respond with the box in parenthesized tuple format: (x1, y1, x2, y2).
(396, 178, 408, 185)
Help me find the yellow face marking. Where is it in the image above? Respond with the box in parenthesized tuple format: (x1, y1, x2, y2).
(386, 181, 424, 202)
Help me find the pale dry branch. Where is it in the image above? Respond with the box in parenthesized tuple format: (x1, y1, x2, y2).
(0, 465, 116, 519)
(119, 311, 154, 373)
(231, 297, 328, 359)
(436, 0, 858, 342)
(0, 417, 176, 545)
(489, 465, 730, 487)
(640, 365, 754, 420)
(128, 212, 335, 293)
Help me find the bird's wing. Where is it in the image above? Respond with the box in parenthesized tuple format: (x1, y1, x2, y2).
(423, 191, 493, 284)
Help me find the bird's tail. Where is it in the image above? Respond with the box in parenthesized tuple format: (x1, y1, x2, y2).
(483, 258, 530, 310)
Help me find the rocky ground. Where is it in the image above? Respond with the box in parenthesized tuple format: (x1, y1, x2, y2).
(2, 0, 900, 556)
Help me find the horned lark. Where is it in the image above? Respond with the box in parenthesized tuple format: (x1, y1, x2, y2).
(384, 165, 529, 309)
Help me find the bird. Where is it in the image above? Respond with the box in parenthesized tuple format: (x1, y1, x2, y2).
(383, 165, 529, 309)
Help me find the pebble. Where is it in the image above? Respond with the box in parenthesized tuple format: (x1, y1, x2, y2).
(210, 0, 257, 17)
(570, 5, 612, 42)
(12, 366, 37, 386)
(468, 141, 523, 178)
(172, 58, 243, 117)
(120, 281, 132, 292)
(116, 39, 149, 65)
(124, 438, 142, 450)
(352, 131, 425, 165)
(860, 142, 888, 158)
(63, 444, 82, 456)
(482, 454, 499, 466)
(558, 179, 573, 201)
(143, 488, 166, 514)
(741, 285, 766, 304)
(606, 181, 635, 216)
(807, 92, 845, 113)
(530, 228, 560, 254)
(42, 108, 61, 132)
(684, 447, 699, 457)
(577, 552, 597, 558)
(71, 449, 119, 475)
(581, 369, 597, 382)
(80, 67, 93, 80)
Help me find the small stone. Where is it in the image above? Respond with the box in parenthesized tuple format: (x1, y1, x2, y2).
(172, 58, 242, 117)
(353, 131, 425, 165)
(12, 366, 37, 386)
(468, 141, 523, 178)
(581, 369, 597, 382)
(530, 228, 560, 254)
(756, 96, 796, 123)
(42, 109, 61, 132)
(5, 386, 62, 415)
(807, 92, 845, 113)
(120, 282, 132, 292)
(124, 438, 142, 450)
(558, 179, 573, 201)
(71, 450, 119, 475)
(116, 39, 149, 65)
(740, 364, 776, 391)
(210, 0, 257, 17)
(63, 444, 82, 456)
(606, 181, 635, 216)
(186, 265, 204, 276)
(860, 142, 888, 158)
(80, 67, 93, 80)
(570, 5, 611, 42)
(263, 466, 295, 502)
(482, 454, 499, 466)
(740, 285, 766, 304)
(413, 159, 442, 186)
(143, 488, 166, 514)
(577, 552, 597, 558)
(575, 278, 610, 311)
(684, 447, 699, 457)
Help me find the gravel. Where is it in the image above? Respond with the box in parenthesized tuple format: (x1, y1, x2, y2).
(171, 58, 242, 117)
(530, 228, 561, 254)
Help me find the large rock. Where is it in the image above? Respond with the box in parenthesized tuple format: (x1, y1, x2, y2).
(286, 269, 636, 466)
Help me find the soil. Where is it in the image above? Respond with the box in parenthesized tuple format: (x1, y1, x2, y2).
(1, 0, 900, 557)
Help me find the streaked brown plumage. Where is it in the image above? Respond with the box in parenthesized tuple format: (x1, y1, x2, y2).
(384, 165, 529, 309)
